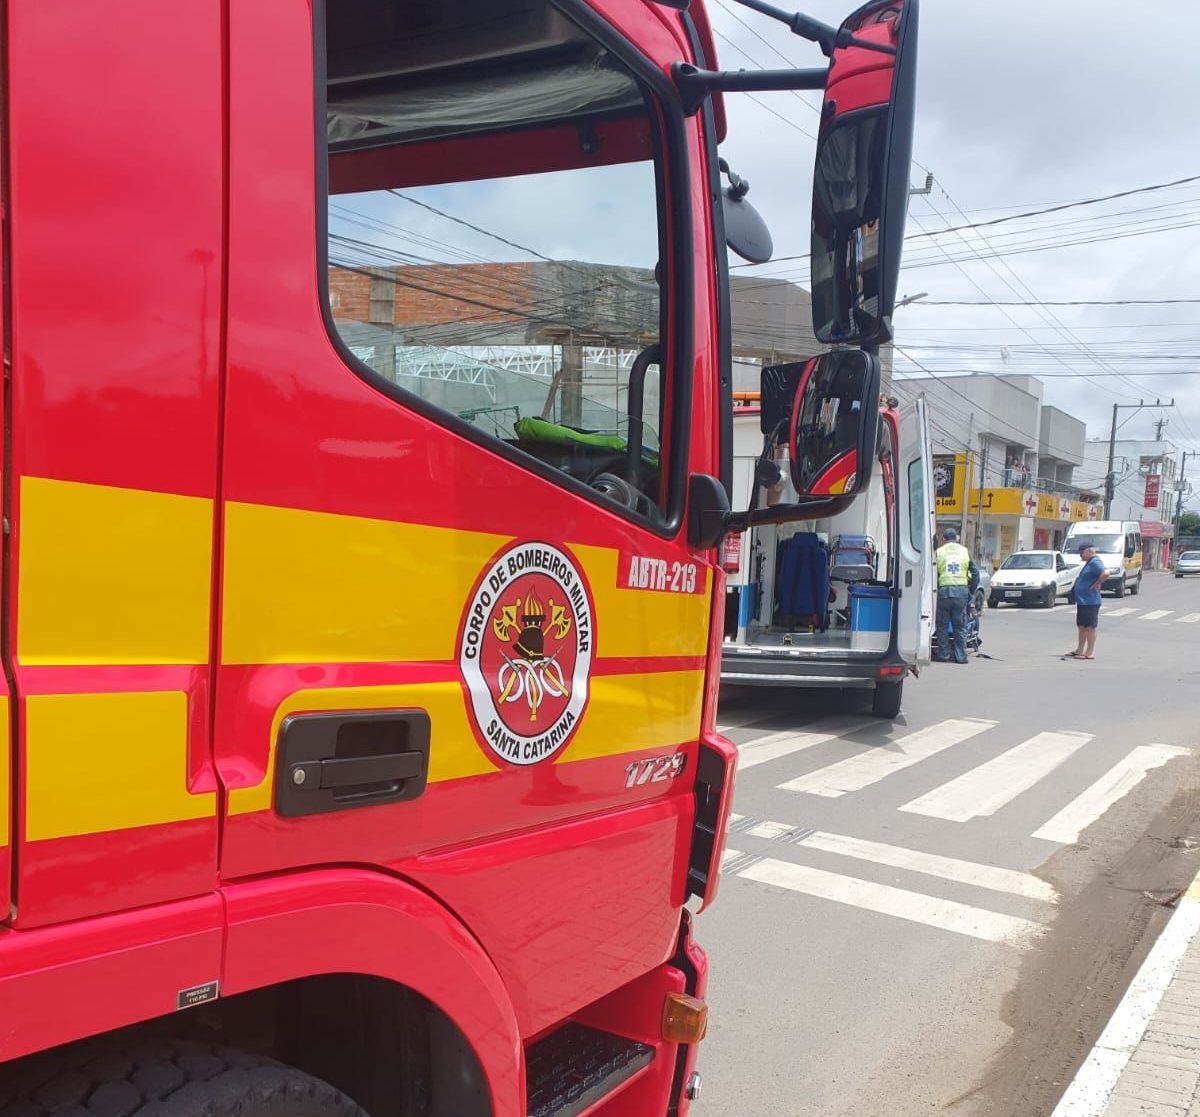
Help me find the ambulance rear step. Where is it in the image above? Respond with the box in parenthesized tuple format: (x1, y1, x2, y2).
(525, 1022, 654, 1117)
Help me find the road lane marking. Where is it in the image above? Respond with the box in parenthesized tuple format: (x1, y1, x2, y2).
(795, 830, 1058, 903)
(777, 718, 997, 798)
(1033, 744, 1191, 844)
(1177, 613, 1200, 624)
(734, 717, 875, 771)
(1137, 609, 1172, 620)
(1103, 607, 1138, 617)
(898, 730, 1093, 822)
(732, 852, 1043, 945)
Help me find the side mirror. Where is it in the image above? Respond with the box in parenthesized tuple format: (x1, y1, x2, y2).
(761, 350, 881, 500)
(720, 161, 773, 265)
(810, 0, 918, 347)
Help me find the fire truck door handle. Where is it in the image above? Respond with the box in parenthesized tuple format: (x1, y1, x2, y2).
(295, 751, 425, 790)
(273, 710, 431, 818)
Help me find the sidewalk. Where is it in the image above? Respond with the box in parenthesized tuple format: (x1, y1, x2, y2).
(1053, 878, 1200, 1117)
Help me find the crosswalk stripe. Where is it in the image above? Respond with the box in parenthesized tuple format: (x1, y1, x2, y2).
(899, 730, 1093, 822)
(1104, 607, 1138, 617)
(735, 717, 875, 770)
(732, 852, 1043, 945)
(1177, 613, 1200, 624)
(1137, 609, 1172, 620)
(1033, 744, 1190, 844)
(777, 717, 997, 798)
(796, 830, 1058, 902)
(745, 819, 800, 840)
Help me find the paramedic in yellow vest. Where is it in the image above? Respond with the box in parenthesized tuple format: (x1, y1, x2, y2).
(935, 528, 979, 665)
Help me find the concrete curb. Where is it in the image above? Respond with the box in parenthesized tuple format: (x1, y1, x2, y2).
(1050, 876, 1200, 1117)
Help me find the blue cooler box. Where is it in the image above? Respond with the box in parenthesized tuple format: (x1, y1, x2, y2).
(849, 584, 892, 652)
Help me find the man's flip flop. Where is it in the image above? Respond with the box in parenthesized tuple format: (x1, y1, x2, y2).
(1062, 651, 1081, 659)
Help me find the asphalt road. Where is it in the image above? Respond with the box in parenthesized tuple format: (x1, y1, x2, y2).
(698, 570, 1200, 1117)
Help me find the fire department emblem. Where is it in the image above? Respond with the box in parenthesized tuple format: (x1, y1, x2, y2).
(459, 542, 594, 766)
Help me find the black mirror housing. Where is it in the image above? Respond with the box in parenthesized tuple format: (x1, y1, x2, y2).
(810, 0, 918, 347)
(760, 350, 881, 500)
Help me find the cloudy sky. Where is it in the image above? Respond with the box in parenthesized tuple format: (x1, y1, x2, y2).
(709, 0, 1200, 507)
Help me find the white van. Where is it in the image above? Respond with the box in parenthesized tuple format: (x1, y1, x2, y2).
(1061, 520, 1143, 597)
(721, 397, 934, 719)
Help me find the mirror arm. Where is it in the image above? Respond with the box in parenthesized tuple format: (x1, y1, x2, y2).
(672, 62, 827, 115)
(728, 495, 856, 535)
(723, 0, 897, 57)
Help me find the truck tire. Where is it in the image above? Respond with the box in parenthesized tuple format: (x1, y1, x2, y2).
(1113, 578, 1125, 598)
(0, 1039, 369, 1117)
(871, 680, 903, 719)
(1130, 575, 1140, 595)
(1043, 587, 1055, 608)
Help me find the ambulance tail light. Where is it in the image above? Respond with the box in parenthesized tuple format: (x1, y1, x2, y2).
(686, 735, 738, 911)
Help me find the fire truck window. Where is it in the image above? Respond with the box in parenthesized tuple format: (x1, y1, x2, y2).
(321, 0, 671, 524)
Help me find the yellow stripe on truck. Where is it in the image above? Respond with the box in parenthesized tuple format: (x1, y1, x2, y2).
(220, 501, 510, 666)
(221, 505, 713, 664)
(228, 670, 704, 815)
(24, 691, 214, 842)
(18, 477, 212, 666)
(228, 681, 498, 816)
(561, 670, 704, 764)
(571, 545, 711, 659)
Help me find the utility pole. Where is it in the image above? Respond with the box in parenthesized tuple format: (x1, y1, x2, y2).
(1104, 398, 1175, 519)
(1154, 416, 1168, 440)
(960, 413, 974, 544)
(1174, 451, 1190, 556)
(974, 442, 988, 564)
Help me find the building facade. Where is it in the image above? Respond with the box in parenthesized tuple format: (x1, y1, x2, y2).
(1080, 437, 1180, 569)
(895, 373, 1097, 570)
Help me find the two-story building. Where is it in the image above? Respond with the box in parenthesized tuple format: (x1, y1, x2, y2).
(895, 373, 1097, 569)
(1080, 437, 1180, 569)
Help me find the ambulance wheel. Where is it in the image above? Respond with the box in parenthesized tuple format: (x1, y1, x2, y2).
(871, 680, 903, 719)
(0, 1039, 367, 1117)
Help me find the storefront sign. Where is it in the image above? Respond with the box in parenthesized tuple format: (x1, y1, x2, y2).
(1145, 474, 1161, 509)
(934, 453, 967, 514)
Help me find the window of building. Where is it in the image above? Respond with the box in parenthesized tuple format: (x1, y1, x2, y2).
(319, 0, 683, 527)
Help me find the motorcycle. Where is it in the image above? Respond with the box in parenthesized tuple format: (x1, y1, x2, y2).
(932, 595, 982, 658)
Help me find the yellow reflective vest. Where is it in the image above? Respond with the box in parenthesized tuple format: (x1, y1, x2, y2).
(936, 542, 971, 587)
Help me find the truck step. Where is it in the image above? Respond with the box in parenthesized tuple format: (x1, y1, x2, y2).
(525, 1022, 654, 1117)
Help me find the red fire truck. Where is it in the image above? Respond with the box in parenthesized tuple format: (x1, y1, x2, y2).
(0, 1, 916, 1115)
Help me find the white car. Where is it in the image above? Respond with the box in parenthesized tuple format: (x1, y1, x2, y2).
(987, 550, 1076, 609)
(1177, 551, 1200, 578)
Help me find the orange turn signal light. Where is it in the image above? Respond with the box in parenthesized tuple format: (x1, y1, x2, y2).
(661, 992, 708, 1044)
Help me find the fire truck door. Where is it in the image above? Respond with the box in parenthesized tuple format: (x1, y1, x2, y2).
(217, 0, 710, 1036)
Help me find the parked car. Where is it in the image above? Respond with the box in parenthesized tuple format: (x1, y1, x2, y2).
(974, 566, 991, 614)
(1177, 551, 1200, 578)
(987, 550, 1075, 608)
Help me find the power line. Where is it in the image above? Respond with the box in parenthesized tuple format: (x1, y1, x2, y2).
(907, 172, 1200, 239)
(910, 299, 1200, 307)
